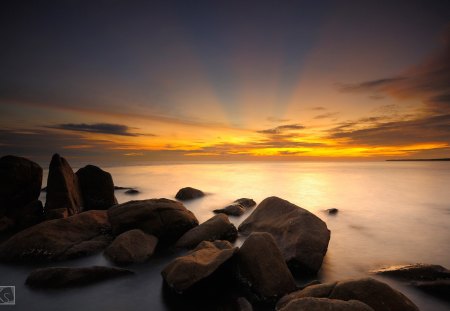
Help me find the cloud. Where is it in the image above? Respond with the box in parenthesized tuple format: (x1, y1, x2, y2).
(257, 123, 304, 134)
(47, 123, 151, 137)
(311, 106, 326, 110)
(314, 112, 339, 119)
(336, 77, 406, 93)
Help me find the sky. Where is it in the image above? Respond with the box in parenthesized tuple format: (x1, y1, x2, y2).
(0, 0, 449, 165)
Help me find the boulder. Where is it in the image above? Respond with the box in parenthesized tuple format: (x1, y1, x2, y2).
(162, 240, 237, 294)
(26, 266, 133, 288)
(176, 214, 237, 249)
(0, 210, 111, 262)
(238, 196, 330, 275)
(236, 232, 297, 305)
(175, 187, 204, 200)
(0, 216, 14, 232)
(0, 155, 42, 224)
(12, 199, 44, 230)
(45, 208, 69, 220)
(108, 198, 198, 244)
(278, 297, 374, 311)
(372, 263, 450, 281)
(104, 229, 158, 265)
(234, 198, 256, 208)
(45, 153, 83, 215)
(412, 279, 450, 301)
(276, 278, 419, 311)
(76, 165, 118, 210)
(214, 204, 245, 216)
(326, 208, 339, 215)
(125, 189, 139, 195)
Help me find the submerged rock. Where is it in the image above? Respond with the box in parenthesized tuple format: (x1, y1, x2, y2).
(233, 198, 256, 208)
(45, 154, 83, 215)
(0, 210, 111, 262)
(26, 266, 133, 288)
(162, 240, 237, 294)
(104, 229, 158, 265)
(176, 214, 237, 249)
(276, 278, 419, 311)
(236, 232, 297, 305)
(76, 165, 117, 210)
(108, 198, 198, 244)
(238, 196, 330, 275)
(175, 187, 204, 200)
(278, 297, 374, 311)
(214, 204, 245, 216)
(124, 189, 140, 195)
(326, 208, 339, 215)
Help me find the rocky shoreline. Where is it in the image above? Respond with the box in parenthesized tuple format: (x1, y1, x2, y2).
(0, 154, 448, 310)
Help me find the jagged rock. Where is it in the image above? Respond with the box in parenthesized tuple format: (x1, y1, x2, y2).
(76, 165, 117, 210)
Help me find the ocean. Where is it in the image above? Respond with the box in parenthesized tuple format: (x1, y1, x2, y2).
(1, 161, 449, 310)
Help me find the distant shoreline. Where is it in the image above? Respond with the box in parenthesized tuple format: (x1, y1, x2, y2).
(386, 158, 450, 162)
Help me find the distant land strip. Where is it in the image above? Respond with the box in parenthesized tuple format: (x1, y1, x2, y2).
(386, 158, 450, 161)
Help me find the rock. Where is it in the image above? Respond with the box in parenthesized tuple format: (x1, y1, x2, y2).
(0, 155, 42, 223)
(0, 210, 111, 262)
(12, 200, 44, 230)
(125, 189, 139, 195)
(108, 198, 198, 244)
(236, 297, 253, 311)
(26, 266, 133, 288)
(104, 229, 158, 265)
(175, 187, 204, 200)
(412, 279, 450, 301)
(0, 216, 14, 232)
(372, 263, 450, 281)
(45, 154, 83, 215)
(234, 198, 256, 208)
(162, 240, 237, 294)
(276, 278, 419, 311)
(238, 196, 330, 275)
(236, 232, 297, 305)
(214, 204, 245, 216)
(278, 297, 374, 311)
(176, 214, 237, 249)
(114, 186, 133, 190)
(76, 165, 118, 210)
(326, 208, 339, 215)
(45, 208, 69, 220)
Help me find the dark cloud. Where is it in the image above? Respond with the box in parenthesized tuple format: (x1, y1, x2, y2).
(257, 123, 304, 134)
(311, 106, 326, 110)
(314, 112, 339, 119)
(336, 77, 406, 93)
(47, 123, 151, 137)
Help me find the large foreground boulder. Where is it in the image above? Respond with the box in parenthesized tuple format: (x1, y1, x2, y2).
(76, 165, 118, 210)
(236, 232, 297, 305)
(276, 278, 419, 311)
(176, 214, 237, 249)
(26, 266, 133, 288)
(108, 199, 198, 244)
(238, 196, 330, 275)
(175, 187, 204, 200)
(104, 229, 158, 265)
(162, 240, 237, 294)
(0, 210, 111, 262)
(278, 297, 374, 311)
(45, 154, 83, 215)
(0, 156, 43, 229)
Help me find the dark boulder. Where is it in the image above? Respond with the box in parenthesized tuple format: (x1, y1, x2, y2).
(76, 165, 117, 210)
(162, 240, 237, 294)
(175, 187, 204, 200)
(278, 297, 374, 311)
(104, 229, 158, 265)
(125, 189, 139, 195)
(45, 154, 83, 215)
(234, 198, 256, 208)
(276, 278, 419, 311)
(412, 279, 450, 301)
(238, 196, 330, 275)
(214, 204, 245, 216)
(236, 232, 297, 305)
(0, 210, 111, 262)
(12, 200, 44, 230)
(108, 198, 198, 244)
(26, 266, 133, 288)
(326, 208, 339, 215)
(0, 155, 42, 225)
(176, 214, 237, 249)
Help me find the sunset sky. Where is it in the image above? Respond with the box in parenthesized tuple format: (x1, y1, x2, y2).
(1, 0, 449, 165)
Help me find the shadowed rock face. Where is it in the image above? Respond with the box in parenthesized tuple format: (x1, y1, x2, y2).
(278, 297, 374, 311)
(238, 196, 330, 275)
(104, 229, 158, 265)
(162, 240, 237, 294)
(176, 214, 237, 249)
(0, 210, 111, 262)
(26, 266, 133, 288)
(276, 278, 419, 311)
(175, 187, 204, 200)
(236, 232, 297, 305)
(0, 155, 43, 228)
(45, 153, 83, 215)
(108, 198, 198, 245)
(76, 165, 118, 210)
